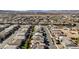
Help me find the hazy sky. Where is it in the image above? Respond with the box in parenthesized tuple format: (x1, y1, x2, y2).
(0, 0, 79, 10)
